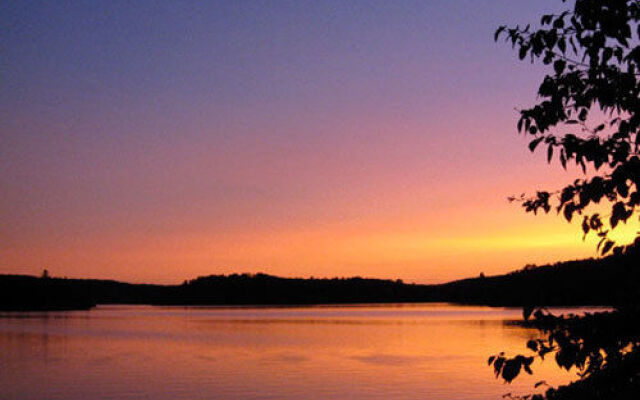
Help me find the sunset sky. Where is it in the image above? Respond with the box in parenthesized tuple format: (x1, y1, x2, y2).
(2, 0, 635, 284)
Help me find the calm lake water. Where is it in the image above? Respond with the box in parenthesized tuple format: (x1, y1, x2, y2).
(0, 304, 590, 400)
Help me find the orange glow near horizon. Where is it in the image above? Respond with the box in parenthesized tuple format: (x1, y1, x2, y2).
(3, 113, 637, 284)
(3, 191, 636, 284)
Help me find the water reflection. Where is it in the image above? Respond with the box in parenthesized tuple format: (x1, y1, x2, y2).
(0, 304, 597, 400)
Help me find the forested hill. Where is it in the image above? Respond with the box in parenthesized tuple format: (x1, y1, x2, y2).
(1, 251, 638, 310)
(430, 252, 639, 306)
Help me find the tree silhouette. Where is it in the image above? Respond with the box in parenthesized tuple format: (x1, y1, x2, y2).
(497, 0, 640, 254)
(489, 1, 640, 398)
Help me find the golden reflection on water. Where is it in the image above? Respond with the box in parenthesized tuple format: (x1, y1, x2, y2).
(0, 304, 589, 400)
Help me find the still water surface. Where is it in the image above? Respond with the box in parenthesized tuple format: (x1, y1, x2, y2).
(0, 304, 588, 399)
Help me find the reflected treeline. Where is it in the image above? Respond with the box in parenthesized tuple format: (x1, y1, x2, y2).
(1, 251, 637, 311)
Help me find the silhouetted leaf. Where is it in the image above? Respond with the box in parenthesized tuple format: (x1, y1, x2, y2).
(601, 240, 614, 255)
(553, 59, 565, 75)
(558, 37, 566, 53)
(501, 359, 522, 383)
(529, 137, 543, 152)
(494, 357, 505, 378)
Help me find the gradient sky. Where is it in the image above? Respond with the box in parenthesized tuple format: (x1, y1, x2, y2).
(2, 0, 635, 284)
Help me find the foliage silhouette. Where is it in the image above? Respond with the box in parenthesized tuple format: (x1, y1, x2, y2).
(496, 0, 640, 254)
(490, 1, 640, 398)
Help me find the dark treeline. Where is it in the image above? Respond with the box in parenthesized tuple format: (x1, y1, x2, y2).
(0, 274, 425, 310)
(0, 275, 96, 311)
(1, 251, 637, 311)
(431, 251, 639, 307)
(161, 274, 425, 305)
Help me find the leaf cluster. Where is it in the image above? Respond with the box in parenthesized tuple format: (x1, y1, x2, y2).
(490, 308, 640, 400)
(497, 0, 640, 254)
(488, 352, 535, 383)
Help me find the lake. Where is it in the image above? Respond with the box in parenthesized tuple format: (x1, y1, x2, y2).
(0, 304, 587, 399)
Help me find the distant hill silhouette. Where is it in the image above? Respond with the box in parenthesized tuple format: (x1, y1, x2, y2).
(1, 252, 637, 311)
(431, 252, 639, 307)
